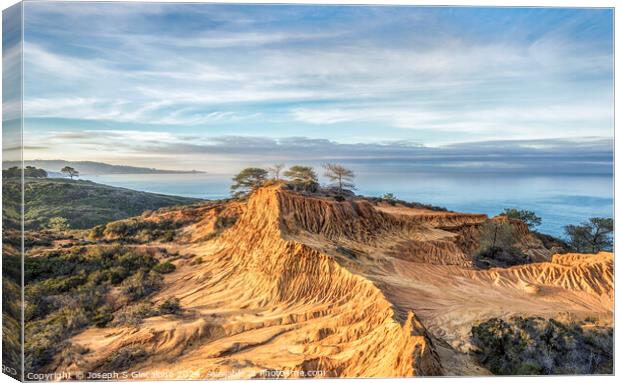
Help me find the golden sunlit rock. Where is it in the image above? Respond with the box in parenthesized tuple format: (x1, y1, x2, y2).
(53, 185, 612, 378)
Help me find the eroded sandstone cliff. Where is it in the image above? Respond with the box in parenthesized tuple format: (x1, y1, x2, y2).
(49, 185, 612, 378)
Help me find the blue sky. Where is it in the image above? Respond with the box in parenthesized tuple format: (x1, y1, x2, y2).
(15, 3, 614, 173)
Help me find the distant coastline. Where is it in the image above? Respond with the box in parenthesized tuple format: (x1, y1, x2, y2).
(65, 171, 613, 239)
(2, 160, 205, 175)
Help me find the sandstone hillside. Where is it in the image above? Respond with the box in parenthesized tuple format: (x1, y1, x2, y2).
(32, 184, 612, 378)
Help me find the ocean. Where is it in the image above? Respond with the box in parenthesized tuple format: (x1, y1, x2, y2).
(82, 172, 613, 238)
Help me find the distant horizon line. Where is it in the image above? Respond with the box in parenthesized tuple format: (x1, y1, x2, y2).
(2, 159, 206, 174)
(2, 159, 613, 178)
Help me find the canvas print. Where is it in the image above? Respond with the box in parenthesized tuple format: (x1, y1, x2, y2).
(2, 1, 614, 380)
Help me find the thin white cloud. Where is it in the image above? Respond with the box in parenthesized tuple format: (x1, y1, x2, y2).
(146, 31, 343, 49)
(23, 38, 612, 131)
(21, 4, 612, 144)
(2, 43, 22, 121)
(292, 103, 613, 135)
(23, 43, 112, 80)
(23, 96, 261, 126)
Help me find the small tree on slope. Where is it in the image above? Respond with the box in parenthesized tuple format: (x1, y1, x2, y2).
(61, 166, 79, 180)
(230, 167, 268, 198)
(500, 208, 542, 229)
(283, 165, 319, 192)
(268, 163, 285, 180)
(564, 217, 613, 253)
(323, 163, 356, 195)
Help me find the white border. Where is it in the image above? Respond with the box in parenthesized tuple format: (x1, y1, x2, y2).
(0, 1, 617, 383)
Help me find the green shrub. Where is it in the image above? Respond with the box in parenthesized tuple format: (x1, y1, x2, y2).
(25, 306, 90, 372)
(191, 257, 204, 265)
(153, 261, 176, 274)
(111, 302, 157, 327)
(161, 230, 175, 242)
(35, 273, 88, 295)
(46, 217, 71, 232)
(102, 218, 181, 242)
(88, 225, 105, 240)
(116, 250, 157, 270)
(120, 271, 163, 301)
(102, 345, 148, 371)
(92, 306, 114, 328)
(471, 316, 613, 375)
(158, 298, 181, 315)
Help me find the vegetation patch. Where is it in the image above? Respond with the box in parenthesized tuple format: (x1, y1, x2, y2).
(90, 217, 181, 243)
(24, 245, 169, 372)
(102, 345, 149, 371)
(564, 217, 613, 253)
(121, 271, 164, 302)
(158, 298, 182, 315)
(471, 316, 613, 375)
(110, 302, 158, 327)
(153, 261, 176, 274)
(3, 178, 200, 230)
(191, 256, 204, 265)
(2, 245, 22, 376)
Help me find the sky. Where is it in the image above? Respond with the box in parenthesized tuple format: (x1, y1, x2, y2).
(11, 2, 614, 174)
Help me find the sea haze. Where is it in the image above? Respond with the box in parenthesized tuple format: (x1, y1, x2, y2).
(82, 172, 613, 239)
